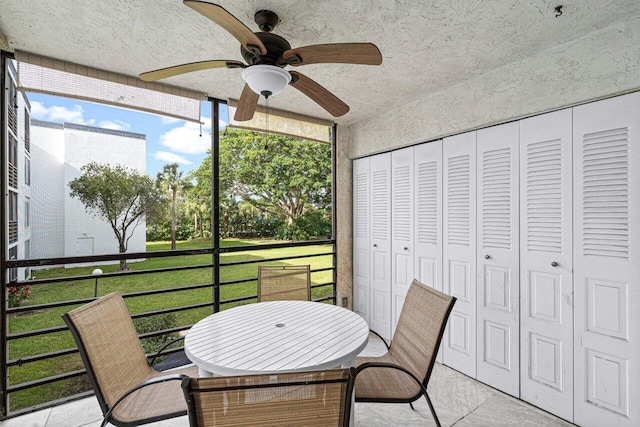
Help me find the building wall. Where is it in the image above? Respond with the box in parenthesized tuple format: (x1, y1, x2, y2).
(30, 121, 65, 259)
(337, 17, 640, 301)
(5, 60, 32, 280)
(30, 121, 147, 264)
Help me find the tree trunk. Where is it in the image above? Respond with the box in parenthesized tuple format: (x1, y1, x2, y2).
(119, 241, 128, 271)
(171, 188, 177, 250)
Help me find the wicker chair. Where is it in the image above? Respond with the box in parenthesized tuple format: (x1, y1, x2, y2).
(354, 279, 456, 427)
(181, 368, 355, 426)
(62, 291, 198, 427)
(257, 264, 311, 302)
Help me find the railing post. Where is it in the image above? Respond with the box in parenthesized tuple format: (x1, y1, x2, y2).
(331, 123, 338, 305)
(212, 98, 221, 313)
(1, 50, 10, 419)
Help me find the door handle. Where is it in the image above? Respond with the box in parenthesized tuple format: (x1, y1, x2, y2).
(373, 244, 377, 248)
(551, 261, 558, 267)
(403, 247, 408, 251)
(485, 255, 490, 259)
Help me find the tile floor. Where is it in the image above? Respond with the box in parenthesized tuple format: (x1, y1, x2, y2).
(0, 334, 575, 427)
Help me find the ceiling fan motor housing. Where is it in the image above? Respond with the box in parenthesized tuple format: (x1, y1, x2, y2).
(254, 10, 279, 32)
(241, 32, 291, 66)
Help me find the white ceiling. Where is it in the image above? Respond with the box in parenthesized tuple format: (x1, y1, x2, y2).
(2, 0, 640, 125)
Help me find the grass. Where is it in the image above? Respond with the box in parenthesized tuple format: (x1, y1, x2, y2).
(7, 238, 334, 412)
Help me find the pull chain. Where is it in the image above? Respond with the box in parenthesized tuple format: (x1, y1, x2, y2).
(264, 95, 270, 150)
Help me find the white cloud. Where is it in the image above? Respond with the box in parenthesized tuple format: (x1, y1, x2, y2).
(31, 101, 92, 124)
(158, 116, 213, 155)
(98, 119, 131, 131)
(29, 101, 49, 119)
(153, 151, 192, 165)
(161, 116, 182, 125)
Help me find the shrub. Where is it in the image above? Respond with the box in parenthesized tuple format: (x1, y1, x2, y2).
(8, 284, 32, 308)
(133, 313, 178, 356)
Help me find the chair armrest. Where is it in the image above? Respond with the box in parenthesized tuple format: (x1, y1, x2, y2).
(368, 329, 391, 351)
(100, 374, 188, 427)
(354, 361, 427, 396)
(149, 335, 185, 366)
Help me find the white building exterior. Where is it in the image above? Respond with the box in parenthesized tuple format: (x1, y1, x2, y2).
(4, 60, 32, 281)
(30, 119, 147, 264)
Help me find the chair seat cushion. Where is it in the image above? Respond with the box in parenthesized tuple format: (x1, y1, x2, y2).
(111, 364, 198, 424)
(354, 355, 422, 402)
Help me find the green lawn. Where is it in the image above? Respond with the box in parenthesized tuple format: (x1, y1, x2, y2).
(7, 238, 334, 412)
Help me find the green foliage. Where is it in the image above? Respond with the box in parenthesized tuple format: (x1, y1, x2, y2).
(146, 216, 194, 241)
(133, 313, 178, 356)
(190, 129, 332, 240)
(156, 163, 193, 250)
(68, 162, 161, 269)
(277, 209, 332, 241)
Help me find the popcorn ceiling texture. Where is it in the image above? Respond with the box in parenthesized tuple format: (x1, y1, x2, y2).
(2, 0, 640, 126)
(348, 18, 640, 158)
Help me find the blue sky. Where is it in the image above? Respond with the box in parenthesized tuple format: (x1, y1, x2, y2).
(27, 93, 228, 177)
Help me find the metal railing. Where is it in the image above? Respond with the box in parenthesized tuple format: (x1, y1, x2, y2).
(1, 239, 336, 418)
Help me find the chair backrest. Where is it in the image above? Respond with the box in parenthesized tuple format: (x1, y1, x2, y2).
(62, 291, 152, 414)
(257, 265, 311, 302)
(182, 368, 354, 427)
(388, 279, 456, 387)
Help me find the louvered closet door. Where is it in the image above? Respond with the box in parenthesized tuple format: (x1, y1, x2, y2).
(353, 157, 370, 322)
(415, 141, 444, 362)
(443, 131, 477, 378)
(573, 92, 640, 427)
(476, 122, 520, 397)
(391, 147, 414, 335)
(519, 109, 573, 421)
(414, 141, 443, 293)
(369, 153, 392, 340)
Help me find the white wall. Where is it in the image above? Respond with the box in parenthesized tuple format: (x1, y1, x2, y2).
(30, 121, 147, 264)
(30, 122, 65, 260)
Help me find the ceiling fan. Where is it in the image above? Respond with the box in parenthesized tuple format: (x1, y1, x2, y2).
(139, 0, 383, 121)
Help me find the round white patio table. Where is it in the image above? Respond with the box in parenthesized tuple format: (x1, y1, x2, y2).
(184, 300, 369, 377)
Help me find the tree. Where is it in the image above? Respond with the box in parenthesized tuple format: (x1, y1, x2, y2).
(218, 129, 332, 232)
(69, 162, 161, 270)
(156, 163, 192, 249)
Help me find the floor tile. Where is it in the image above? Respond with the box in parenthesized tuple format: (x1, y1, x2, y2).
(454, 394, 576, 427)
(46, 397, 102, 427)
(0, 408, 51, 427)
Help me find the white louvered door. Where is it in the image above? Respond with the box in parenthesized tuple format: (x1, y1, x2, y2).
(476, 122, 520, 397)
(519, 109, 573, 420)
(573, 92, 640, 427)
(369, 153, 392, 340)
(353, 157, 370, 322)
(391, 147, 414, 335)
(443, 131, 477, 378)
(415, 141, 444, 362)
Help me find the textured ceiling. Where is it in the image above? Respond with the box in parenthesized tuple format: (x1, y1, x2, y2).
(1, 0, 640, 125)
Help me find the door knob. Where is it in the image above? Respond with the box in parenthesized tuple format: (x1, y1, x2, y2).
(485, 255, 490, 259)
(551, 261, 558, 267)
(403, 247, 408, 251)
(373, 244, 377, 248)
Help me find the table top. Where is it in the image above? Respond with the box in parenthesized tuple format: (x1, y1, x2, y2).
(184, 300, 370, 376)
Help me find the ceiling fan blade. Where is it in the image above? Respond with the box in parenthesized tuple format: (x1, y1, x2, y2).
(283, 43, 382, 67)
(289, 71, 349, 117)
(184, 1, 267, 56)
(140, 60, 244, 82)
(234, 84, 259, 121)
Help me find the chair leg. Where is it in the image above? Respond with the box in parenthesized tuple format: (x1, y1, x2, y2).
(424, 392, 441, 427)
(409, 401, 415, 410)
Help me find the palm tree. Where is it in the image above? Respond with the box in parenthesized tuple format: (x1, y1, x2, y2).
(156, 163, 192, 249)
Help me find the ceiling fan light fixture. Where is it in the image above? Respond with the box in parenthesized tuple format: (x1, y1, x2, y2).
(242, 65, 291, 98)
